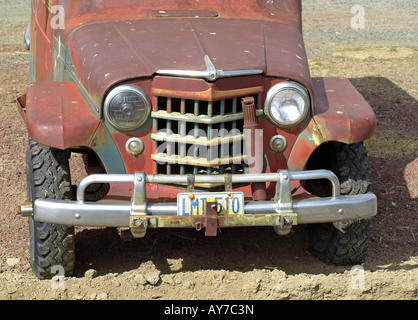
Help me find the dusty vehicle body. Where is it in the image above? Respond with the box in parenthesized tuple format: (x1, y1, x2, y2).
(17, 0, 377, 278)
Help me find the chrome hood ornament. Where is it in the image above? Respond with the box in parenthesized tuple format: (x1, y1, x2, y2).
(156, 55, 263, 81)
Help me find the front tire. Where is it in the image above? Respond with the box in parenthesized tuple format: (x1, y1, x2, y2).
(307, 142, 373, 265)
(27, 139, 75, 279)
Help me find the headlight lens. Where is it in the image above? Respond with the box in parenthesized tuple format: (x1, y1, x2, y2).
(264, 82, 310, 128)
(104, 85, 150, 131)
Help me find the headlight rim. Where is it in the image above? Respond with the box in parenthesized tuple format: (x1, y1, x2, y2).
(264, 81, 310, 128)
(103, 84, 150, 132)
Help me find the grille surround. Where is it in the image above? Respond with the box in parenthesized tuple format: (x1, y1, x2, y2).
(151, 94, 263, 183)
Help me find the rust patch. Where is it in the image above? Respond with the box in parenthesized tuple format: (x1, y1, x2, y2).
(151, 86, 264, 102)
(311, 77, 377, 144)
(130, 213, 297, 233)
(25, 82, 100, 150)
(205, 201, 218, 237)
(287, 77, 377, 171)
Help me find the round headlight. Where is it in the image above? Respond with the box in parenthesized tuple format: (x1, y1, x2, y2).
(104, 85, 150, 131)
(264, 82, 310, 128)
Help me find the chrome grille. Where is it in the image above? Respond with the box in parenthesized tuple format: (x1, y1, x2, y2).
(151, 94, 262, 178)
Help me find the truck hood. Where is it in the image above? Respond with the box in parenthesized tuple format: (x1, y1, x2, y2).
(67, 18, 312, 102)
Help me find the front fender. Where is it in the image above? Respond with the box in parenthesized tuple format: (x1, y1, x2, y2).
(287, 77, 377, 171)
(21, 81, 100, 150)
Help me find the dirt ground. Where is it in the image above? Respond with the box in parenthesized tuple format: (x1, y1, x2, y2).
(0, 1, 416, 301)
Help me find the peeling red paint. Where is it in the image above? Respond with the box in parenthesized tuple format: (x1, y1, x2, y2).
(312, 77, 377, 144)
(25, 82, 100, 150)
(287, 77, 377, 171)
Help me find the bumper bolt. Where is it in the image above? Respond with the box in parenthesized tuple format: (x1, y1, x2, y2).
(284, 217, 293, 225)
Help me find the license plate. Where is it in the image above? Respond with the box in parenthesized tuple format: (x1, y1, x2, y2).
(177, 192, 244, 216)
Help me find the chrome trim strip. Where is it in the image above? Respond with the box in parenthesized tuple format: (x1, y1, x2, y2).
(23, 22, 30, 50)
(151, 132, 245, 147)
(156, 55, 263, 81)
(151, 153, 247, 168)
(151, 109, 263, 124)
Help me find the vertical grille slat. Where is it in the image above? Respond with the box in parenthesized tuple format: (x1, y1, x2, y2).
(193, 100, 199, 175)
(167, 97, 173, 174)
(219, 99, 226, 174)
(151, 93, 261, 185)
(153, 97, 160, 173)
(231, 98, 238, 174)
(207, 101, 213, 175)
(179, 99, 186, 174)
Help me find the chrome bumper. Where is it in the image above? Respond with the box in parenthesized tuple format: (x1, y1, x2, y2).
(21, 170, 377, 236)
